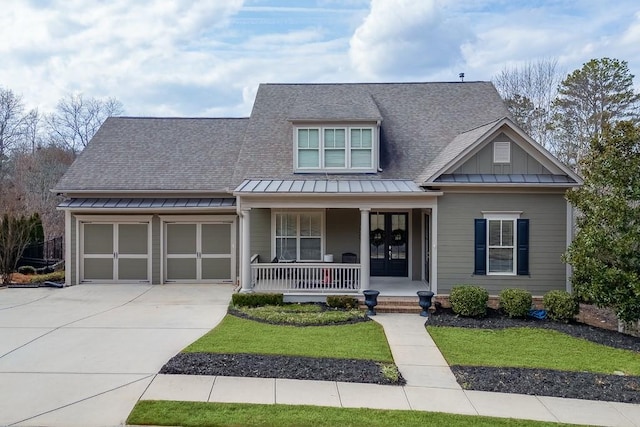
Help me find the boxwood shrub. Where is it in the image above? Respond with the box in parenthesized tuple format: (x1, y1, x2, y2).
(231, 293, 283, 307)
(449, 285, 488, 317)
(499, 288, 532, 318)
(326, 295, 359, 309)
(543, 290, 579, 322)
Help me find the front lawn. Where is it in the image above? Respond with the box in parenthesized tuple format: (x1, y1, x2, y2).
(127, 401, 577, 427)
(428, 326, 640, 375)
(183, 314, 393, 362)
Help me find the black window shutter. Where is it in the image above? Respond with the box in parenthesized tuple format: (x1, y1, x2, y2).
(517, 219, 529, 275)
(474, 219, 486, 275)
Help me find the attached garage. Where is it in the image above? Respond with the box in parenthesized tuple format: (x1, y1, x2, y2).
(62, 199, 238, 286)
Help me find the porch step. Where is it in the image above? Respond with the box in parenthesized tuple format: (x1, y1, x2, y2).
(357, 296, 423, 314)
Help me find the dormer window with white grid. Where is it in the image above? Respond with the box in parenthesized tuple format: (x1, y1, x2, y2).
(295, 126, 376, 172)
(493, 141, 511, 163)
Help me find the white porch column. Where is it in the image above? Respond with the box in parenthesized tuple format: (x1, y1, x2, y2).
(359, 208, 370, 291)
(240, 208, 252, 293)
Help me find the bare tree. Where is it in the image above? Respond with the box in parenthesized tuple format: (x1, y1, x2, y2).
(46, 94, 124, 154)
(0, 88, 28, 169)
(492, 58, 564, 150)
(11, 146, 75, 239)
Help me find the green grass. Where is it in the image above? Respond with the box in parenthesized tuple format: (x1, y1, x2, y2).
(428, 326, 640, 375)
(127, 401, 578, 427)
(184, 314, 393, 362)
(233, 304, 366, 325)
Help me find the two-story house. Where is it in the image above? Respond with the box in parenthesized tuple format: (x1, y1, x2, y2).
(53, 82, 581, 298)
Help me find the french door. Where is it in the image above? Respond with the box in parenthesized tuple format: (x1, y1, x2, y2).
(370, 212, 408, 277)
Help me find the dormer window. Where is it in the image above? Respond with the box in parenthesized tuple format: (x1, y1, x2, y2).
(295, 126, 375, 172)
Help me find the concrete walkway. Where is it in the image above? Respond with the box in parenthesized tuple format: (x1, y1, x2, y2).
(141, 313, 640, 427)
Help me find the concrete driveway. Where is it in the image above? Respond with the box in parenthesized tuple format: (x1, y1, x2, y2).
(0, 283, 233, 427)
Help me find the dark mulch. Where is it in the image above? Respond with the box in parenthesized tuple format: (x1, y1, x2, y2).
(428, 307, 640, 403)
(427, 307, 640, 352)
(452, 366, 640, 404)
(161, 352, 405, 386)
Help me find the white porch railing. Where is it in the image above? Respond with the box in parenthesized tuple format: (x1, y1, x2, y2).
(251, 262, 360, 293)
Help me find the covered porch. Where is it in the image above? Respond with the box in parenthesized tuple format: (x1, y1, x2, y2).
(234, 179, 441, 296)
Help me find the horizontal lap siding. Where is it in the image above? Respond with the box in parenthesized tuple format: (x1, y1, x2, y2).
(250, 208, 271, 262)
(326, 209, 360, 262)
(437, 192, 567, 295)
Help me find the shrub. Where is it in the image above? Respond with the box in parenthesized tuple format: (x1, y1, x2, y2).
(18, 265, 37, 275)
(29, 270, 65, 283)
(231, 293, 283, 307)
(543, 290, 579, 322)
(326, 295, 359, 309)
(449, 285, 488, 317)
(499, 288, 532, 318)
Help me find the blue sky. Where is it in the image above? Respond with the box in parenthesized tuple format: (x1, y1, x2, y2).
(2, 0, 639, 117)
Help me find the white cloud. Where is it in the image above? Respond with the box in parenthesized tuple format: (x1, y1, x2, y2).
(348, 0, 473, 79)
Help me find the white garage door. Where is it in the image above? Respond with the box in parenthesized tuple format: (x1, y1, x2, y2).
(81, 221, 150, 283)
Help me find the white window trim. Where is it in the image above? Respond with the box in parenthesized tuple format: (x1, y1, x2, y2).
(493, 141, 511, 164)
(271, 210, 325, 261)
(484, 212, 519, 276)
(294, 126, 376, 173)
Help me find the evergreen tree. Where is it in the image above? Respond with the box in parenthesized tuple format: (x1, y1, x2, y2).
(566, 121, 640, 323)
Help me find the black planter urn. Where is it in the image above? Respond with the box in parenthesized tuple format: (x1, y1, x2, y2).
(362, 289, 380, 316)
(417, 290, 435, 317)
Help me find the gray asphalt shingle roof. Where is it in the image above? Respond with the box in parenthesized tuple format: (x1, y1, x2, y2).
(55, 82, 515, 193)
(54, 117, 247, 192)
(232, 82, 511, 184)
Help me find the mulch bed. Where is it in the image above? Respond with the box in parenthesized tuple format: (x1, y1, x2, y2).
(428, 308, 640, 403)
(160, 306, 640, 403)
(161, 353, 405, 386)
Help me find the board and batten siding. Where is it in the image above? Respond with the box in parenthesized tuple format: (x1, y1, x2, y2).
(437, 192, 567, 295)
(454, 133, 551, 175)
(250, 208, 271, 262)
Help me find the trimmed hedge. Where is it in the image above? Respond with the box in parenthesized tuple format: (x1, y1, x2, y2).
(449, 285, 488, 317)
(499, 288, 532, 318)
(543, 290, 579, 322)
(29, 270, 65, 283)
(231, 293, 284, 307)
(326, 295, 359, 309)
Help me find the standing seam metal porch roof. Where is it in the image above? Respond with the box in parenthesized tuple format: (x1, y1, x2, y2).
(234, 179, 424, 193)
(58, 198, 236, 209)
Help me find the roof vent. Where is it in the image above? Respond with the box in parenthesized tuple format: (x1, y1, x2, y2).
(459, 72, 465, 82)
